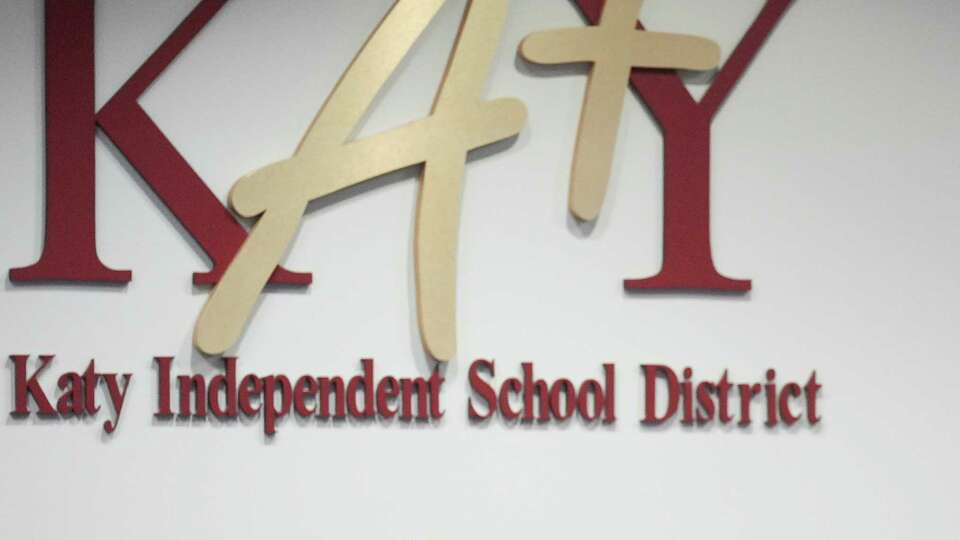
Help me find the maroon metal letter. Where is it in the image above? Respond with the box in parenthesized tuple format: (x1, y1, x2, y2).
(573, 0, 793, 292)
(12, 0, 310, 286)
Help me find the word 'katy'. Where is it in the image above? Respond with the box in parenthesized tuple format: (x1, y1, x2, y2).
(10, 355, 132, 434)
(16, 0, 794, 364)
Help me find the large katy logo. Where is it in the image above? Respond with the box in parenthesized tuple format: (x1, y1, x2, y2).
(16, 0, 792, 360)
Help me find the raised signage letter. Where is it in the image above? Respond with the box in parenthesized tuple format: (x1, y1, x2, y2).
(12, 0, 309, 286)
(521, 0, 720, 221)
(194, 0, 526, 361)
(531, 0, 793, 291)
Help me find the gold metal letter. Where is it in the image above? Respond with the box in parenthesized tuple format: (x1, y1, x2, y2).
(520, 0, 720, 221)
(194, 0, 526, 361)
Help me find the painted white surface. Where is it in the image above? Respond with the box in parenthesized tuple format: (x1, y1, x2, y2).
(0, 0, 957, 538)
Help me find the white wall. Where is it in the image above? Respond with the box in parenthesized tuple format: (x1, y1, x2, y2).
(0, 0, 958, 538)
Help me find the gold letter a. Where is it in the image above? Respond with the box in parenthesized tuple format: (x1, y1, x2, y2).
(194, 0, 526, 361)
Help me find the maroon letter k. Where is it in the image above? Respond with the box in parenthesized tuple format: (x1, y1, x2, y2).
(11, 0, 310, 286)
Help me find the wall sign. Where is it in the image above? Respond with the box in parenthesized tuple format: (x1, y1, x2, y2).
(9, 0, 816, 436)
